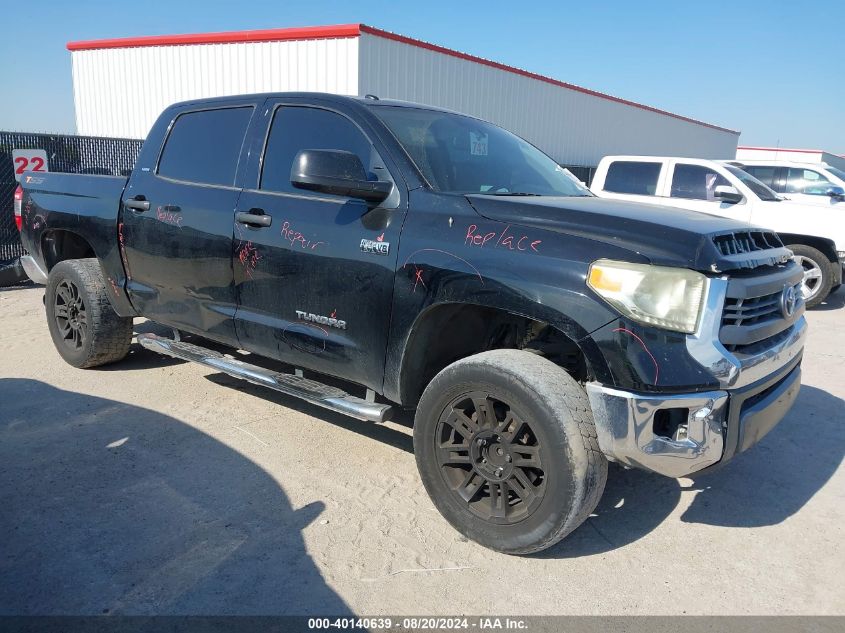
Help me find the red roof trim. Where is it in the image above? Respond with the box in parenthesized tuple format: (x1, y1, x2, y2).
(359, 25, 738, 135)
(737, 146, 825, 154)
(66, 23, 362, 51)
(66, 22, 738, 135)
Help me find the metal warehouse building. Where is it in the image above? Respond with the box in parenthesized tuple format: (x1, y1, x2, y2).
(67, 23, 740, 171)
(736, 146, 845, 171)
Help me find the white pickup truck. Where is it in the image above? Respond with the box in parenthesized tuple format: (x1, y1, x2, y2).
(729, 159, 845, 209)
(590, 156, 845, 307)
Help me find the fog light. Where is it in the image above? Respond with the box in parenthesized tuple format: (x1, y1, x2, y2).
(653, 407, 689, 440)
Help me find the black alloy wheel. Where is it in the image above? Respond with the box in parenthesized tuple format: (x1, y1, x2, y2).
(437, 392, 546, 524)
(53, 279, 88, 351)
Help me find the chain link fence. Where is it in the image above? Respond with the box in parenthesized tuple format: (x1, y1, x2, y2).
(1, 132, 143, 265)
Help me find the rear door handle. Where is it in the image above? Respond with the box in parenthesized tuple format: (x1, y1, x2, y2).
(236, 210, 272, 228)
(124, 196, 150, 212)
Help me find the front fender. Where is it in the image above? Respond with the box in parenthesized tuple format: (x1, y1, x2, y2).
(382, 190, 642, 403)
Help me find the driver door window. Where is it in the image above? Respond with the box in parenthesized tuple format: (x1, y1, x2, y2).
(260, 107, 376, 195)
(670, 164, 730, 200)
(785, 168, 833, 196)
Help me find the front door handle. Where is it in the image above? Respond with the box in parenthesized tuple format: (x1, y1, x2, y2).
(124, 196, 150, 212)
(236, 210, 272, 228)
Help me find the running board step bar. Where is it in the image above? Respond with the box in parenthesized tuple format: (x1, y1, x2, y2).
(137, 333, 392, 423)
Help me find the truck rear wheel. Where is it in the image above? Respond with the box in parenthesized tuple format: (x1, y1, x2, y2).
(45, 259, 133, 368)
(789, 244, 833, 308)
(413, 349, 607, 555)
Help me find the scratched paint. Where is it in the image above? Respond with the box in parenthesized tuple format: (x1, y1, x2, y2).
(403, 248, 484, 286)
(282, 321, 328, 355)
(281, 220, 326, 251)
(237, 241, 261, 279)
(614, 327, 660, 384)
(117, 222, 132, 280)
(465, 223, 542, 253)
(107, 277, 120, 296)
(411, 265, 427, 293)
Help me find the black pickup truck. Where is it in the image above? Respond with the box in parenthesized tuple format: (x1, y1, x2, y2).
(18, 93, 807, 554)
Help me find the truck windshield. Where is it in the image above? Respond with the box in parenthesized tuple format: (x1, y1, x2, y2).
(371, 106, 591, 197)
(724, 165, 781, 201)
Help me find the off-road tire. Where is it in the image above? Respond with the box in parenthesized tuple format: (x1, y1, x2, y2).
(789, 244, 833, 308)
(45, 259, 132, 368)
(414, 349, 607, 555)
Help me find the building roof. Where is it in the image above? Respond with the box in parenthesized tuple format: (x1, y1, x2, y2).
(737, 146, 844, 158)
(66, 23, 739, 135)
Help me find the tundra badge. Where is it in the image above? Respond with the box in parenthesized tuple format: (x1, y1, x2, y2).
(295, 310, 347, 330)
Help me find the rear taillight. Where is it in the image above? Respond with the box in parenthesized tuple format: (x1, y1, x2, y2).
(14, 185, 23, 232)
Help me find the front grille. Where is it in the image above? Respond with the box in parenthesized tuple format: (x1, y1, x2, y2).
(722, 289, 785, 328)
(712, 230, 783, 257)
(719, 264, 803, 354)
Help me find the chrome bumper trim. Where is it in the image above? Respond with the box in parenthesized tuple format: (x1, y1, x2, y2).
(20, 255, 48, 284)
(585, 384, 728, 478)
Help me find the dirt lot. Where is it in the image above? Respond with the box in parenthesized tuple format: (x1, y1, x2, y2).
(1, 284, 843, 616)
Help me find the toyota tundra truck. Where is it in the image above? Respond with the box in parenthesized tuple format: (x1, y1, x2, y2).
(17, 93, 806, 554)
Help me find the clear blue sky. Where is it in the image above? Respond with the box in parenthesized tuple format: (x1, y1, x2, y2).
(3, 0, 843, 153)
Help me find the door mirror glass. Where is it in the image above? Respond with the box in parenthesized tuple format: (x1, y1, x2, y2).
(713, 185, 743, 203)
(825, 186, 845, 200)
(290, 149, 392, 203)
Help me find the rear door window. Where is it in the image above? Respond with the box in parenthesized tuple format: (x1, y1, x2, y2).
(743, 166, 777, 189)
(157, 107, 253, 187)
(603, 161, 662, 195)
(670, 164, 730, 200)
(786, 168, 834, 195)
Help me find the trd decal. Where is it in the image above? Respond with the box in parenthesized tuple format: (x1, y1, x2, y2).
(360, 232, 390, 255)
(295, 310, 347, 330)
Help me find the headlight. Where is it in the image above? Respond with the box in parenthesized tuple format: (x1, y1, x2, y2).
(587, 259, 707, 334)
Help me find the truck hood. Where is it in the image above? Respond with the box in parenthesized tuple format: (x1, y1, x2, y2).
(466, 194, 793, 273)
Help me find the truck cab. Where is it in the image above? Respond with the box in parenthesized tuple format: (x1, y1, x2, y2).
(590, 155, 845, 306)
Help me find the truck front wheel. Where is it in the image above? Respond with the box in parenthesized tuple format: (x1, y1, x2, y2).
(45, 259, 133, 368)
(414, 349, 607, 555)
(789, 244, 833, 308)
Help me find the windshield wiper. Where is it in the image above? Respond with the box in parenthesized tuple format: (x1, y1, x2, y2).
(476, 191, 543, 196)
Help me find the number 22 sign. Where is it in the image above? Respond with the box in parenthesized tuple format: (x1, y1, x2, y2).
(12, 149, 49, 182)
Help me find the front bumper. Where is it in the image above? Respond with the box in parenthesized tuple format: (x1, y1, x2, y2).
(585, 315, 806, 478)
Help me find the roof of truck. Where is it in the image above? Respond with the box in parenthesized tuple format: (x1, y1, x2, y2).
(164, 92, 474, 117)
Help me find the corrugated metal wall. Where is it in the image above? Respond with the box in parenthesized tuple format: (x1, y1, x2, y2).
(358, 33, 739, 167)
(736, 148, 845, 170)
(71, 37, 359, 139)
(69, 29, 739, 166)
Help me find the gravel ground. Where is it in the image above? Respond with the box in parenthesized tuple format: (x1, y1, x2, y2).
(1, 284, 843, 616)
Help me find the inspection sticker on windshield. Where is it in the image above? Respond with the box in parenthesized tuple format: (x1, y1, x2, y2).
(470, 132, 488, 156)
